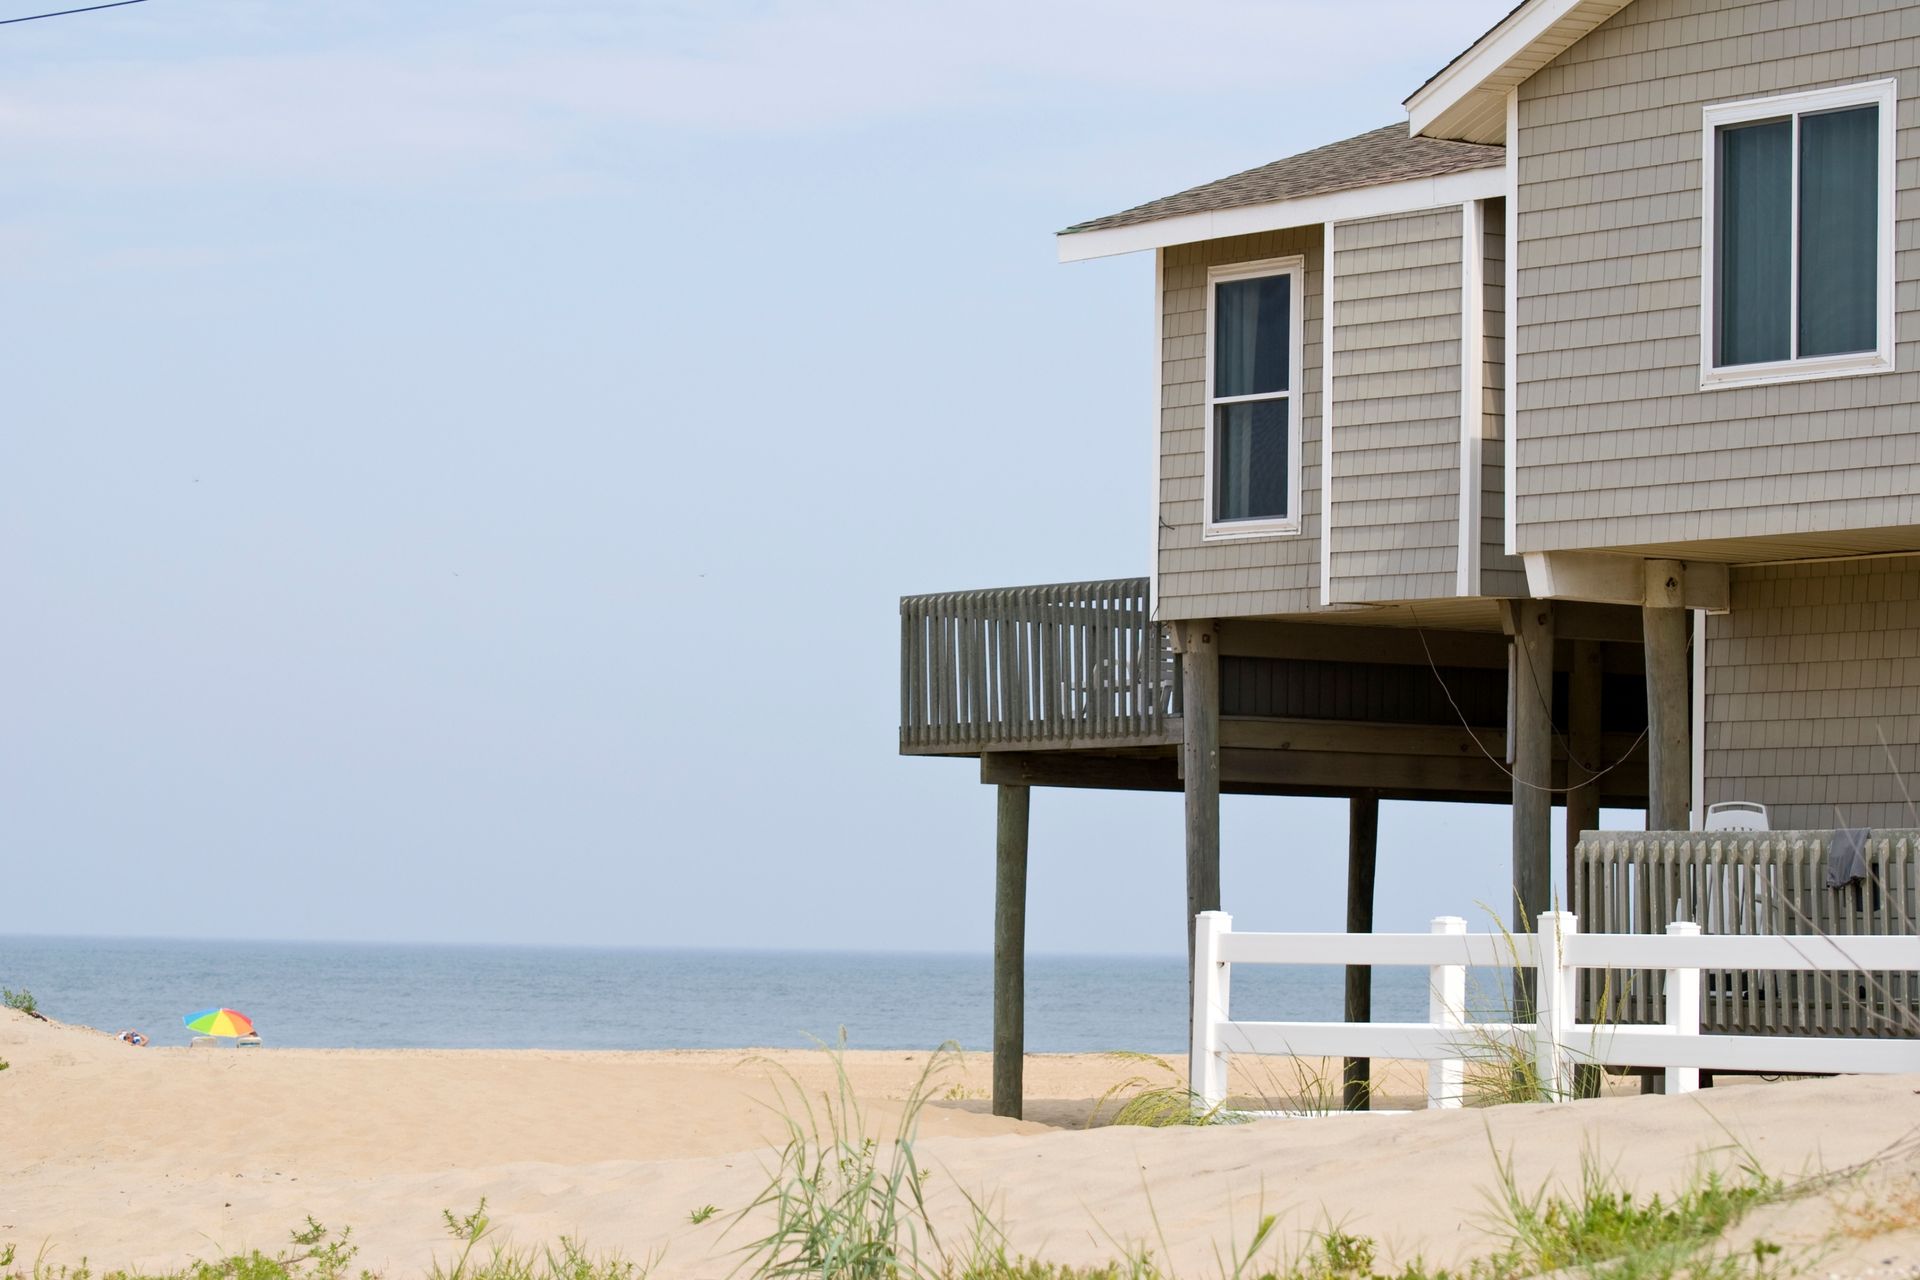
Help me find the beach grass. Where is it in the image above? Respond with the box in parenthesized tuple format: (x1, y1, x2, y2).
(1087, 1052, 1355, 1125)
(1086, 1053, 1232, 1128)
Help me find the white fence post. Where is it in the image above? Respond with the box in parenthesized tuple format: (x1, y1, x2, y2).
(1664, 920, 1702, 1094)
(1427, 915, 1466, 1109)
(1190, 910, 1231, 1110)
(1533, 911, 1577, 1099)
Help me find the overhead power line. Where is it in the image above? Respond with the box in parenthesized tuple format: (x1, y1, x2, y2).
(1, 0, 150, 25)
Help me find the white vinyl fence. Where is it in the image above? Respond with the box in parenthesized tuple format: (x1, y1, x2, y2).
(1189, 910, 1920, 1110)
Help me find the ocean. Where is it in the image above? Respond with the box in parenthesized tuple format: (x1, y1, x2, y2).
(1, 935, 1464, 1052)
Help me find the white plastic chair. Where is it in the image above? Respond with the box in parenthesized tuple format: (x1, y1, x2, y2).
(1704, 801, 1770, 832)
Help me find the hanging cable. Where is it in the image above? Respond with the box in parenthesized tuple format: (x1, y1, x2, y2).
(0, 0, 150, 25)
(1407, 605, 1654, 796)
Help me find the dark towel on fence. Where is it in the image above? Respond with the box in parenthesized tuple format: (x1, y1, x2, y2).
(1826, 827, 1872, 889)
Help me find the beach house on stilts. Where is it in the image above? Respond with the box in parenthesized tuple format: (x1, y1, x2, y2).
(902, 0, 1920, 1119)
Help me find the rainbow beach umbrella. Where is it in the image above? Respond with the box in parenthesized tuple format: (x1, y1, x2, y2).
(183, 1007, 254, 1038)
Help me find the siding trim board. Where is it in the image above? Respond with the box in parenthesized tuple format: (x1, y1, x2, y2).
(1459, 199, 1487, 597)
(1481, 196, 1528, 597)
(1151, 247, 1165, 617)
(1692, 605, 1707, 830)
(1504, 89, 1520, 557)
(1321, 222, 1336, 605)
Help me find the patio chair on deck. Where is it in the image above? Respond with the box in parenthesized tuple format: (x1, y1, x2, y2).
(1704, 801, 1770, 832)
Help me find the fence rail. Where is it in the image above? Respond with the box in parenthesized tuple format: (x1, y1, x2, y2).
(899, 577, 1177, 753)
(1190, 911, 1920, 1112)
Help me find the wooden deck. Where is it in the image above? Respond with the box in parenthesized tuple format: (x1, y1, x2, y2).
(898, 577, 1653, 805)
(899, 577, 1178, 755)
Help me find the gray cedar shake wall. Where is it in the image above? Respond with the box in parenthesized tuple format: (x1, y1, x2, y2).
(1157, 229, 1323, 621)
(1328, 208, 1462, 602)
(1481, 197, 1529, 596)
(1704, 556, 1920, 830)
(1514, 0, 1920, 555)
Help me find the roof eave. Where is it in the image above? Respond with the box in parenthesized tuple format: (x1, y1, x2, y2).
(1405, 0, 1633, 144)
(1056, 164, 1506, 263)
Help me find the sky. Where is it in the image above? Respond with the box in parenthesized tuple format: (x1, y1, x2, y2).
(0, 0, 1637, 956)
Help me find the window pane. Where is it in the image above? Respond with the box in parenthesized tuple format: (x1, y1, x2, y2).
(1214, 275, 1290, 397)
(1718, 119, 1792, 366)
(1800, 105, 1879, 358)
(1213, 398, 1288, 522)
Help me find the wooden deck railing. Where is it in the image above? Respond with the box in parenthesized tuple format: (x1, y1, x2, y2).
(899, 577, 1177, 754)
(1574, 830, 1920, 1038)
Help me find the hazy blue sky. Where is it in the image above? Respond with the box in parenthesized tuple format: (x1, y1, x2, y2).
(0, 0, 1634, 955)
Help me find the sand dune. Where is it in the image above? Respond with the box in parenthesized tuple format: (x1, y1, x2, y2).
(5, 1008, 1919, 1276)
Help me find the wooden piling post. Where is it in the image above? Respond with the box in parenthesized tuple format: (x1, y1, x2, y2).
(1643, 561, 1691, 832)
(1508, 601, 1556, 936)
(1566, 639, 1606, 1101)
(1180, 620, 1222, 961)
(1565, 640, 1603, 860)
(1344, 791, 1379, 1110)
(993, 783, 1030, 1119)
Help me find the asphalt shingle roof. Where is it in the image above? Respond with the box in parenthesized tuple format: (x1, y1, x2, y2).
(1060, 123, 1505, 237)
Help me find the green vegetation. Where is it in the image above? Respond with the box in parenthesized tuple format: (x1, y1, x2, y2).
(1087, 1053, 1232, 1128)
(686, 1207, 717, 1226)
(1086, 1052, 1355, 1127)
(733, 1037, 953, 1278)
(2, 988, 37, 1016)
(428, 1200, 651, 1280)
(1474, 1147, 1790, 1280)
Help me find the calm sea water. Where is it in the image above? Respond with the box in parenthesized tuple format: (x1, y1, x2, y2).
(1, 935, 1450, 1052)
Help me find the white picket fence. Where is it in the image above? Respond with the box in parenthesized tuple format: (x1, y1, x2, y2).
(1189, 910, 1920, 1110)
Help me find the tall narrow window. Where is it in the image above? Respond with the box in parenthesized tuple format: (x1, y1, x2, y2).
(1705, 81, 1895, 385)
(1716, 119, 1791, 366)
(1207, 259, 1300, 533)
(1799, 106, 1879, 357)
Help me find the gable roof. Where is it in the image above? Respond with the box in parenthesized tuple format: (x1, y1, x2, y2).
(1056, 124, 1504, 261)
(1405, 0, 1634, 143)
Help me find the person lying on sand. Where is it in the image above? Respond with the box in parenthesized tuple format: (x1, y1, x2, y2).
(115, 1029, 148, 1046)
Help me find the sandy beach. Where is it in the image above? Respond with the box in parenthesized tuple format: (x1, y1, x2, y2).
(5, 1008, 1920, 1276)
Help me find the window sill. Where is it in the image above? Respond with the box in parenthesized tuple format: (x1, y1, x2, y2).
(1701, 351, 1894, 390)
(1202, 520, 1302, 542)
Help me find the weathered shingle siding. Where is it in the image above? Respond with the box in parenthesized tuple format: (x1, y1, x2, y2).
(1705, 555, 1920, 830)
(1481, 198, 1530, 596)
(1514, 0, 1920, 554)
(1157, 230, 1323, 620)
(1328, 208, 1462, 602)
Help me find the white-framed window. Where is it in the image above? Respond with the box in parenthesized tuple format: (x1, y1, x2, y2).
(1701, 79, 1897, 389)
(1204, 256, 1303, 538)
